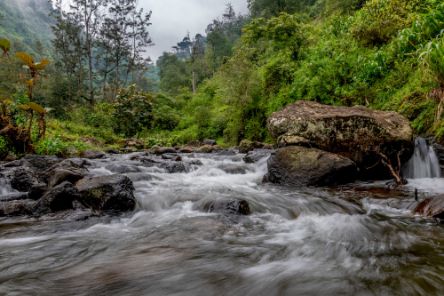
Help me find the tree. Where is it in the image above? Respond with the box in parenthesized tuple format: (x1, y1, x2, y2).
(100, 0, 152, 98)
(157, 52, 191, 94)
(51, 0, 153, 104)
(66, 0, 107, 104)
(205, 4, 247, 72)
(51, 0, 87, 110)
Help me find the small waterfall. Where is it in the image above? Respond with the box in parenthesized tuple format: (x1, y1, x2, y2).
(403, 137, 441, 179)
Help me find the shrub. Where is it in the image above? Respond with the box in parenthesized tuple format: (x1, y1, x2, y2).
(112, 85, 153, 137)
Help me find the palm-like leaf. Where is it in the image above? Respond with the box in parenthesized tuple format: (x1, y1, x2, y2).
(34, 59, 50, 70)
(16, 52, 34, 67)
(0, 38, 11, 56)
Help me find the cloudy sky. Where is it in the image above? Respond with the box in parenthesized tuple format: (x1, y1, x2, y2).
(139, 0, 249, 61)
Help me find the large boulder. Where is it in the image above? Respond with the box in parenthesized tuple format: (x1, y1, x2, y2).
(267, 101, 413, 178)
(265, 146, 357, 186)
(75, 175, 136, 213)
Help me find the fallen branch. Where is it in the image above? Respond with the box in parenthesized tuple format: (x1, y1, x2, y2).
(377, 150, 407, 186)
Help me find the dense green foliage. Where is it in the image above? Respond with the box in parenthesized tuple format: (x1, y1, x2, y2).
(156, 0, 444, 146)
(3, 0, 444, 157)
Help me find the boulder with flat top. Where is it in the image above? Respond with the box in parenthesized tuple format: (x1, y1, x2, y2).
(267, 101, 414, 179)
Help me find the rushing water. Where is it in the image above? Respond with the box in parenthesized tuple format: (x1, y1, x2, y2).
(403, 137, 442, 179)
(0, 152, 444, 296)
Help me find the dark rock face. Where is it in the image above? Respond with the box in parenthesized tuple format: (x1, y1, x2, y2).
(76, 175, 136, 213)
(414, 196, 444, 219)
(10, 168, 42, 192)
(34, 181, 81, 214)
(267, 101, 414, 178)
(265, 146, 357, 186)
(197, 199, 251, 216)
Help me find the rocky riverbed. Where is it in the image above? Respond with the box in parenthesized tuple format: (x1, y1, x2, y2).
(0, 149, 443, 295)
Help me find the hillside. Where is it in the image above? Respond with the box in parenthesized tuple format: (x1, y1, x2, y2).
(0, 0, 54, 57)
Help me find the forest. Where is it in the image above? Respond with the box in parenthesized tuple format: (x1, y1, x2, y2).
(1, 0, 444, 157)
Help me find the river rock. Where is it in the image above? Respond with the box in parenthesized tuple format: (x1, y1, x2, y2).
(163, 162, 188, 173)
(414, 196, 444, 219)
(197, 199, 251, 216)
(44, 159, 88, 188)
(105, 163, 142, 174)
(239, 140, 266, 153)
(125, 139, 145, 150)
(244, 149, 271, 163)
(153, 147, 177, 155)
(81, 150, 106, 159)
(0, 200, 35, 216)
(75, 175, 136, 213)
(34, 181, 81, 214)
(202, 139, 217, 146)
(197, 145, 215, 153)
(10, 168, 43, 192)
(22, 155, 61, 171)
(265, 146, 357, 186)
(179, 147, 194, 153)
(267, 101, 413, 178)
(162, 154, 182, 161)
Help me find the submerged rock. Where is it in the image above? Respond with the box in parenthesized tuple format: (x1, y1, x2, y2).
(265, 146, 357, 186)
(414, 196, 444, 220)
(267, 101, 413, 179)
(196, 199, 251, 216)
(76, 175, 136, 213)
(243, 149, 271, 163)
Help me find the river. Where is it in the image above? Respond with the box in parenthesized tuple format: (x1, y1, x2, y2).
(0, 152, 443, 295)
